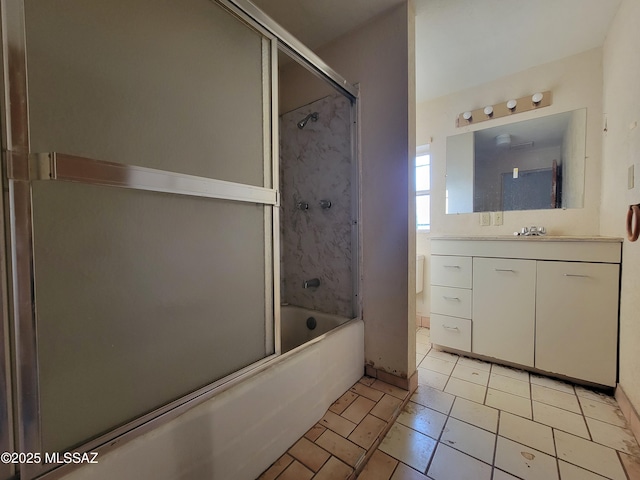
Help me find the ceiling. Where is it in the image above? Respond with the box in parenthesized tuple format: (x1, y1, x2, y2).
(250, 0, 622, 103)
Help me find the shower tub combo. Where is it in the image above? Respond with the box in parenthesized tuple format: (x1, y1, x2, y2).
(281, 305, 353, 353)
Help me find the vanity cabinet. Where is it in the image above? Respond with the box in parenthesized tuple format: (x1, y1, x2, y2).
(430, 237, 622, 387)
(535, 261, 619, 387)
(472, 258, 536, 367)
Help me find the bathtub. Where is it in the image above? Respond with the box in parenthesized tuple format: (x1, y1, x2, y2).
(281, 305, 353, 353)
(59, 309, 363, 480)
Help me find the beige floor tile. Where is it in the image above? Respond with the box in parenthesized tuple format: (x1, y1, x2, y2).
(417, 367, 449, 391)
(427, 443, 492, 480)
(444, 377, 486, 403)
(342, 396, 376, 424)
(558, 460, 610, 479)
(315, 429, 366, 468)
(485, 389, 532, 419)
(421, 356, 456, 376)
(396, 401, 447, 439)
(492, 470, 520, 480)
(288, 437, 331, 472)
(488, 373, 530, 398)
(330, 391, 359, 414)
(498, 411, 555, 455)
(390, 462, 430, 480)
(494, 436, 559, 480)
(491, 364, 530, 382)
(457, 356, 491, 372)
(360, 377, 377, 387)
(304, 424, 327, 442)
(619, 452, 640, 480)
(357, 450, 398, 480)
(532, 401, 589, 438)
(352, 383, 386, 402)
(555, 429, 627, 480)
(371, 394, 403, 422)
(575, 385, 618, 406)
(578, 396, 627, 427)
(531, 383, 581, 414)
(530, 374, 574, 395)
(277, 460, 314, 480)
(450, 397, 498, 433)
(372, 379, 410, 400)
(411, 385, 455, 415)
(586, 416, 640, 456)
(313, 456, 353, 480)
(258, 453, 294, 480)
(416, 342, 430, 355)
(320, 410, 357, 437)
(451, 363, 490, 386)
(349, 414, 388, 450)
(379, 423, 437, 473)
(440, 417, 495, 463)
(427, 349, 459, 363)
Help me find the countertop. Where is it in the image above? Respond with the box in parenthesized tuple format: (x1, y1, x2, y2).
(430, 235, 623, 243)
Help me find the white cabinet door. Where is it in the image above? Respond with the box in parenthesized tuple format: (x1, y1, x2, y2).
(472, 257, 536, 367)
(535, 261, 619, 386)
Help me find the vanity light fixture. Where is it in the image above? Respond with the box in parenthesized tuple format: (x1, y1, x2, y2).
(456, 90, 552, 127)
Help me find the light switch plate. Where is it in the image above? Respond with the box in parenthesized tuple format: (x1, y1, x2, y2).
(494, 211, 503, 225)
(480, 212, 491, 226)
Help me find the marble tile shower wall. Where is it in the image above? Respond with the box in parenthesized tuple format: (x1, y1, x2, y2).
(280, 94, 353, 318)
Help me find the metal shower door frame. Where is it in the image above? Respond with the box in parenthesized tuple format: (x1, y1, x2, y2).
(0, 1, 360, 479)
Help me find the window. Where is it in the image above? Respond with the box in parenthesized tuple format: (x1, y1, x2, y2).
(416, 145, 431, 231)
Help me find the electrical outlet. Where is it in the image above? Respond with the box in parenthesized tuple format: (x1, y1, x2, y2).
(494, 211, 503, 225)
(480, 212, 491, 226)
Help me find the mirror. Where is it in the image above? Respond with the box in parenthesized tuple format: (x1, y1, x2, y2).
(446, 109, 586, 214)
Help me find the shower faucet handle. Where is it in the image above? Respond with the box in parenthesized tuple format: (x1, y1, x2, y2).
(296, 201, 309, 210)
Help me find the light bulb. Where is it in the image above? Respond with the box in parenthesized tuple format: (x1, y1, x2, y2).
(532, 92, 543, 104)
(507, 99, 517, 110)
(462, 111, 472, 121)
(484, 106, 493, 116)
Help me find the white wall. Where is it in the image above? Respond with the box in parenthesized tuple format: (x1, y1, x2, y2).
(417, 48, 604, 238)
(280, 2, 417, 381)
(601, 0, 640, 413)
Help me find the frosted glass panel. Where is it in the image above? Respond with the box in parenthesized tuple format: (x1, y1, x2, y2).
(32, 182, 268, 453)
(25, 0, 266, 186)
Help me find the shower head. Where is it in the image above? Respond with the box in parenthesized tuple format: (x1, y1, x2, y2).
(297, 112, 319, 129)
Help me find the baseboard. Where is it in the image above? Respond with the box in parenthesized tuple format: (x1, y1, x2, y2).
(365, 366, 418, 393)
(615, 383, 640, 445)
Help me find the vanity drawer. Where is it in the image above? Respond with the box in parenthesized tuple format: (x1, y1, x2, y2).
(431, 255, 472, 288)
(431, 285, 472, 319)
(430, 314, 471, 351)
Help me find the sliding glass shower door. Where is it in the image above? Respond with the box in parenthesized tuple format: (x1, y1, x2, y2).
(2, 0, 279, 477)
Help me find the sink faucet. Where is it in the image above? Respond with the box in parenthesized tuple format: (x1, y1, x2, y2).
(303, 278, 320, 289)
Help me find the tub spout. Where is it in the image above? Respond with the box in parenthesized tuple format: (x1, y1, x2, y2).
(303, 278, 320, 289)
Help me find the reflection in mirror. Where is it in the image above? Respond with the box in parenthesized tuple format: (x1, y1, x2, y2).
(446, 109, 586, 214)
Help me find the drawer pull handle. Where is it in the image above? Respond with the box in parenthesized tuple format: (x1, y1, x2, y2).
(494, 268, 515, 272)
(443, 265, 461, 269)
(442, 325, 460, 332)
(442, 296, 460, 301)
(564, 274, 590, 278)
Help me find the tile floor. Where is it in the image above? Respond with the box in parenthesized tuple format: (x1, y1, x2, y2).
(358, 328, 640, 480)
(257, 376, 412, 480)
(258, 327, 640, 479)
